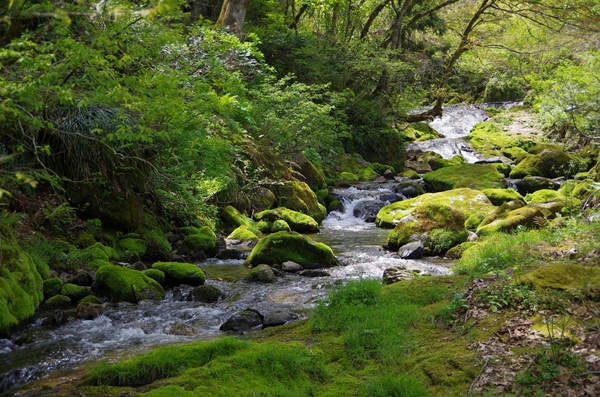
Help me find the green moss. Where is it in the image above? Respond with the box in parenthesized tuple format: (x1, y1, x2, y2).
(482, 188, 524, 206)
(358, 166, 378, 181)
(464, 211, 487, 230)
(445, 242, 478, 259)
(423, 164, 506, 192)
(491, 162, 513, 177)
(143, 269, 165, 285)
(0, 226, 44, 335)
(178, 226, 202, 236)
(249, 187, 277, 212)
(79, 295, 103, 305)
(525, 189, 563, 204)
(274, 181, 327, 223)
(502, 146, 529, 163)
(151, 262, 206, 286)
(429, 155, 466, 171)
(245, 231, 340, 269)
(403, 122, 439, 142)
(87, 259, 113, 270)
(143, 230, 172, 262)
(74, 233, 96, 248)
(94, 265, 165, 303)
(400, 169, 421, 179)
(42, 294, 72, 310)
(117, 237, 147, 260)
(518, 264, 600, 290)
(386, 204, 468, 253)
(180, 227, 216, 256)
(256, 220, 271, 233)
(61, 283, 93, 302)
(226, 225, 259, 241)
(559, 179, 598, 201)
(376, 188, 495, 229)
(371, 162, 397, 175)
(271, 219, 291, 232)
(220, 205, 256, 234)
(467, 120, 524, 156)
(43, 277, 64, 299)
(254, 207, 319, 233)
(328, 200, 344, 212)
(510, 149, 574, 179)
(339, 171, 358, 181)
(476, 205, 546, 236)
(68, 242, 119, 267)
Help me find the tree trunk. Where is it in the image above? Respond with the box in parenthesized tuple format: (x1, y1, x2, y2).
(216, 0, 252, 36)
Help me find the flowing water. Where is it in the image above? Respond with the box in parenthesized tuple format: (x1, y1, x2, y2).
(0, 184, 450, 396)
(407, 102, 522, 162)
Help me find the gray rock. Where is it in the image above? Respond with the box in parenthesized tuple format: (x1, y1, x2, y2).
(378, 193, 405, 203)
(248, 264, 276, 283)
(262, 309, 299, 329)
(383, 169, 396, 180)
(298, 269, 331, 278)
(353, 200, 387, 222)
(186, 285, 224, 303)
(220, 309, 264, 333)
(281, 261, 303, 272)
(216, 249, 247, 260)
(383, 266, 415, 285)
(76, 302, 106, 320)
(397, 241, 425, 259)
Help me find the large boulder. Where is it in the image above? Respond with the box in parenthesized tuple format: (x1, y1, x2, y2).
(93, 265, 165, 303)
(513, 176, 558, 194)
(353, 200, 387, 222)
(178, 226, 217, 257)
(151, 262, 206, 287)
(220, 206, 256, 235)
(249, 187, 277, 213)
(254, 207, 319, 233)
(423, 164, 507, 192)
(386, 204, 468, 255)
(476, 204, 547, 236)
(244, 231, 340, 269)
(376, 188, 495, 229)
(0, 231, 44, 336)
(271, 181, 327, 223)
(481, 188, 524, 206)
(403, 122, 440, 142)
(293, 155, 325, 190)
(509, 149, 573, 179)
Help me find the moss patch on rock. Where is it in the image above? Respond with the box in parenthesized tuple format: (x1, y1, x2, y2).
(227, 225, 259, 242)
(273, 181, 327, 223)
(117, 237, 147, 261)
(43, 277, 63, 299)
(517, 264, 600, 290)
(482, 188, 524, 206)
(61, 283, 93, 302)
(179, 226, 217, 256)
(403, 122, 439, 142)
(254, 207, 319, 233)
(143, 230, 172, 262)
(525, 189, 563, 204)
(509, 149, 574, 179)
(93, 265, 165, 303)
(386, 204, 468, 254)
(151, 262, 206, 286)
(376, 188, 495, 229)
(220, 206, 257, 235)
(244, 231, 340, 269)
(423, 164, 507, 192)
(476, 205, 546, 236)
(143, 269, 165, 285)
(270, 219, 291, 233)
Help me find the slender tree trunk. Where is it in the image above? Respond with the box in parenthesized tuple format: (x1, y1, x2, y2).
(360, 0, 393, 39)
(216, 0, 252, 36)
(289, 3, 308, 30)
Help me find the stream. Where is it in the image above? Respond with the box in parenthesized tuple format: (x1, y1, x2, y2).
(0, 103, 503, 396)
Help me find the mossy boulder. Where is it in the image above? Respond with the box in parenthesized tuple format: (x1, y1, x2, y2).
(143, 269, 165, 285)
(254, 208, 319, 233)
(227, 225, 259, 242)
(386, 204, 468, 255)
(428, 155, 466, 171)
(509, 149, 574, 179)
(42, 294, 72, 311)
(482, 188, 524, 206)
(220, 206, 256, 235)
(143, 230, 172, 261)
(445, 242, 478, 259)
(501, 147, 529, 164)
(43, 277, 64, 299)
(476, 205, 546, 236)
(513, 176, 557, 194)
(179, 226, 217, 257)
(244, 231, 340, 269)
(559, 179, 598, 201)
(399, 169, 421, 179)
(467, 120, 531, 157)
(327, 200, 344, 213)
(186, 285, 223, 303)
(117, 237, 147, 261)
(403, 122, 439, 142)
(525, 189, 563, 204)
(271, 220, 291, 233)
(294, 156, 325, 190)
(376, 188, 495, 229)
(68, 242, 119, 267)
(93, 265, 165, 303)
(273, 181, 327, 223)
(151, 262, 206, 287)
(358, 166, 379, 181)
(74, 233, 96, 248)
(517, 264, 600, 290)
(247, 264, 276, 283)
(60, 283, 93, 302)
(249, 187, 277, 213)
(0, 232, 44, 336)
(338, 172, 358, 181)
(423, 164, 506, 192)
